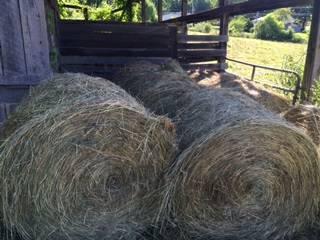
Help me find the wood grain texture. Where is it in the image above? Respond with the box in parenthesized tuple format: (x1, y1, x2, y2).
(19, 0, 51, 75)
(0, 0, 27, 75)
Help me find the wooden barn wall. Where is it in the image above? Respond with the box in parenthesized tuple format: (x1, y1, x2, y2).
(0, 0, 51, 126)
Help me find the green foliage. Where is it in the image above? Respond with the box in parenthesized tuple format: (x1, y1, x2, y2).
(146, 0, 157, 22)
(254, 15, 292, 41)
(189, 22, 218, 34)
(89, 5, 113, 20)
(272, 8, 292, 22)
(229, 16, 253, 34)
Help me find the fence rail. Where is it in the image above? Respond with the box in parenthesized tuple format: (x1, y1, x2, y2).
(226, 58, 301, 105)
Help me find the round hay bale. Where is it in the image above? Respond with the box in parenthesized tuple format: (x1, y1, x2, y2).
(196, 72, 291, 114)
(114, 62, 320, 239)
(283, 104, 320, 146)
(0, 74, 176, 240)
(0, 73, 141, 142)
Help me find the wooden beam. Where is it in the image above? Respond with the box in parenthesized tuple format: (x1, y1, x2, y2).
(157, 0, 162, 22)
(301, 0, 320, 101)
(141, 0, 146, 22)
(218, 0, 229, 71)
(181, 0, 188, 16)
(164, 0, 312, 23)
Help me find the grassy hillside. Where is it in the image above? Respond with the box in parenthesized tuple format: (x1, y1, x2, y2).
(227, 37, 307, 81)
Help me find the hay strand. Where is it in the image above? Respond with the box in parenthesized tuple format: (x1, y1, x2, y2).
(0, 73, 176, 240)
(114, 61, 320, 240)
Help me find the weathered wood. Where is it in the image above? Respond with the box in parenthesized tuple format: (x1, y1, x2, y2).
(18, 0, 51, 75)
(157, 0, 163, 22)
(61, 56, 172, 65)
(178, 49, 226, 58)
(60, 48, 170, 57)
(164, 0, 312, 23)
(60, 34, 169, 48)
(169, 26, 178, 58)
(0, 0, 27, 75)
(0, 43, 3, 76)
(0, 86, 30, 103)
(218, 0, 229, 71)
(178, 34, 228, 42)
(181, 0, 188, 16)
(59, 21, 169, 34)
(141, 0, 146, 22)
(178, 42, 220, 49)
(302, 0, 320, 101)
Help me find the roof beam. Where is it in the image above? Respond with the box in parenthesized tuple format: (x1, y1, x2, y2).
(164, 0, 312, 23)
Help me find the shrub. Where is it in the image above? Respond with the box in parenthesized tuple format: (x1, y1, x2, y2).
(254, 15, 291, 41)
(229, 16, 253, 34)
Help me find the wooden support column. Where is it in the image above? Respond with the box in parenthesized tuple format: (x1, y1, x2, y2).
(181, 0, 188, 34)
(157, 0, 163, 22)
(301, 0, 320, 102)
(141, 0, 146, 22)
(218, 0, 229, 72)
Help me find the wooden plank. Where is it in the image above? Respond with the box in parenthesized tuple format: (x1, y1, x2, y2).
(178, 35, 228, 42)
(60, 48, 171, 57)
(218, 0, 229, 71)
(182, 63, 227, 71)
(302, 0, 320, 101)
(178, 49, 226, 58)
(0, 0, 27, 75)
(61, 56, 172, 65)
(181, 0, 188, 16)
(59, 35, 170, 48)
(157, 0, 163, 22)
(0, 86, 30, 103)
(164, 0, 312, 23)
(18, 0, 51, 76)
(178, 42, 220, 49)
(0, 42, 3, 76)
(141, 0, 146, 22)
(169, 26, 178, 58)
(59, 21, 170, 34)
(0, 74, 50, 86)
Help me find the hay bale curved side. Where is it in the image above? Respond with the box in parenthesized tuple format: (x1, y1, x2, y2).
(283, 104, 320, 146)
(0, 75, 176, 239)
(197, 72, 291, 114)
(114, 62, 320, 239)
(0, 73, 142, 142)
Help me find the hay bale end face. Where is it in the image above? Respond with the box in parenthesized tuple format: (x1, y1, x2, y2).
(0, 74, 176, 240)
(115, 62, 320, 240)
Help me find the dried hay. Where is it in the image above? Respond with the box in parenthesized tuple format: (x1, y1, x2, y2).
(195, 71, 291, 114)
(0, 73, 176, 240)
(115, 61, 320, 240)
(283, 104, 320, 147)
(0, 73, 142, 142)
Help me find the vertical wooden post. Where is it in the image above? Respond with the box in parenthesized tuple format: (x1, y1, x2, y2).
(218, 0, 229, 72)
(157, 0, 162, 22)
(169, 26, 178, 59)
(301, 0, 320, 102)
(181, 0, 188, 34)
(83, 7, 89, 21)
(141, 0, 146, 23)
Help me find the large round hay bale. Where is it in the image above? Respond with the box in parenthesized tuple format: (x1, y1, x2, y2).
(114, 62, 320, 240)
(0, 73, 142, 142)
(195, 71, 291, 114)
(0, 74, 176, 240)
(283, 104, 320, 147)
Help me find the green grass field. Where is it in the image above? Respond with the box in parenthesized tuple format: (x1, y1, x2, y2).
(227, 37, 307, 81)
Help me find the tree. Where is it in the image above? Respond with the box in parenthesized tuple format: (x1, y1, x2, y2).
(229, 16, 253, 34)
